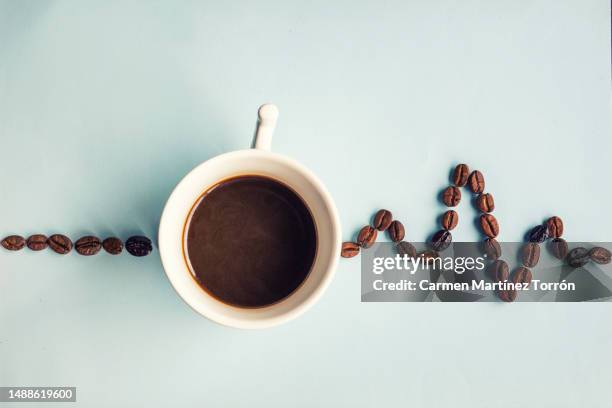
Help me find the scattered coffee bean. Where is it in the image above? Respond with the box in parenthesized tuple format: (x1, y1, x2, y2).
(1, 235, 26, 251)
(126, 236, 153, 257)
(499, 289, 517, 302)
(468, 170, 485, 194)
(528, 225, 548, 243)
(26, 234, 48, 251)
(48, 234, 73, 254)
(483, 238, 502, 260)
(75, 236, 102, 256)
(396, 241, 417, 258)
(357, 226, 377, 248)
(549, 238, 568, 260)
(512, 266, 533, 287)
(441, 186, 461, 207)
(589, 247, 611, 265)
(546, 216, 563, 238)
(388, 220, 405, 242)
(567, 247, 590, 268)
(488, 259, 509, 283)
(441, 210, 458, 230)
(373, 209, 393, 231)
(452, 164, 469, 187)
(476, 193, 495, 213)
(103, 237, 124, 255)
(479, 214, 499, 238)
(431, 229, 452, 251)
(521, 242, 540, 267)
(341, 242, 360, 258)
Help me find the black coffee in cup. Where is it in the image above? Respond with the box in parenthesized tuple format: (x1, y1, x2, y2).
(184, 175, 317, 308)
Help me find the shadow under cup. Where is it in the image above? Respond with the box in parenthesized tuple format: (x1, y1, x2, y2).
(159, 149, 340, 328)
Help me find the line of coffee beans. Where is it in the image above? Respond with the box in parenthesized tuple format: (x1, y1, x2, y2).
(445, 164, 523, 301)
(1, 234, 153, 257)
(341, 209, 417, 259)
(341, 163, 611, 302)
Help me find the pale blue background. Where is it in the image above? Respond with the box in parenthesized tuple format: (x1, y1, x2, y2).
(0, 1, 610, 407)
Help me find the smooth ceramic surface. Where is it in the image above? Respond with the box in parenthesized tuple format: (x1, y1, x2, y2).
(159, 145, 341, 329)
(0, 1, 610, 407)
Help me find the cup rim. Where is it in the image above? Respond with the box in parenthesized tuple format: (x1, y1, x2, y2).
(158, 149, 341, 329)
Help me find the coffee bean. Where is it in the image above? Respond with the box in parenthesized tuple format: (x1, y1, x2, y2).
(589, 247, 611, 265)
(483, 238, 502, 260)
(396, 241, 416, 258)
(48, 234, 73, 254)
(499, 289, 517, 302)
(452, 164, 469, 187)
(75, 236, 102, 256)
(431, 229, 452, 251)
(468, 170, 485, 194)
(357, 226, 377, 248)
(373, 209, 393, 231)
(388, 220, 405, 242)
(479, 214, 499, 238)
(488, 259, 509, 282)
(512, 266, 533, 287)
(567, 247, 589, 268)
(441, 210, 458, 230)
(476, 193, 495, 213)
(341, 242, 360, 258)
(441, 186, 461, 207)
(546, 216, 563, 238)
(126, 236, 153, 257)
(103, 237, 123, 255)
(26, 234, 48, 251)
(549, 238, 568, 260)
(1, 235, 26, 251)
(521, 242, 540, 267)
(528, 225, 548, 243)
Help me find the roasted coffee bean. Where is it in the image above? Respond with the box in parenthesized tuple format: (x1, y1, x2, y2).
(589, 247, 611, 265)
(48, 234, 73, 254)
(388, 220, 405, 242)
(512, 266, 533, 287)
(498, 289, 517, 302)
(1, 235, 26, 251)
(468, 170, 485, 194)
(567, 247, 589, 268)
(430, 230, 452, 251)
(126, 236, 153, 257)
(479, 214, 499, 238)
(103, 237, 123, 255)
(476, 193, 495, 213)
(75, 236, 102, 256)
(441, 210, 458, 230)
(488, 259, 509, 283)
(341, 242, 360, 258)
(396, 241, 416, 258)
(549, 238, 568, 260)
(373, 209, 393, 231)
(441, 186, 461, 207)
(528, 225, 548, 243)
(452, 164, 469, 187)
(546, 216, 563, 238)
(26, 234, 48, 251)
(483, 238, 502, 260)
(521, 242, 540, 267)
(357, 226, 377, 248)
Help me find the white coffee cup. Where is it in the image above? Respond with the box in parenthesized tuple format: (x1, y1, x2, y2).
(158, 104, 341, 329)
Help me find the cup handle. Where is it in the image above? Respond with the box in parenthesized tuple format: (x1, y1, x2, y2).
(253, 103, 279, 151)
